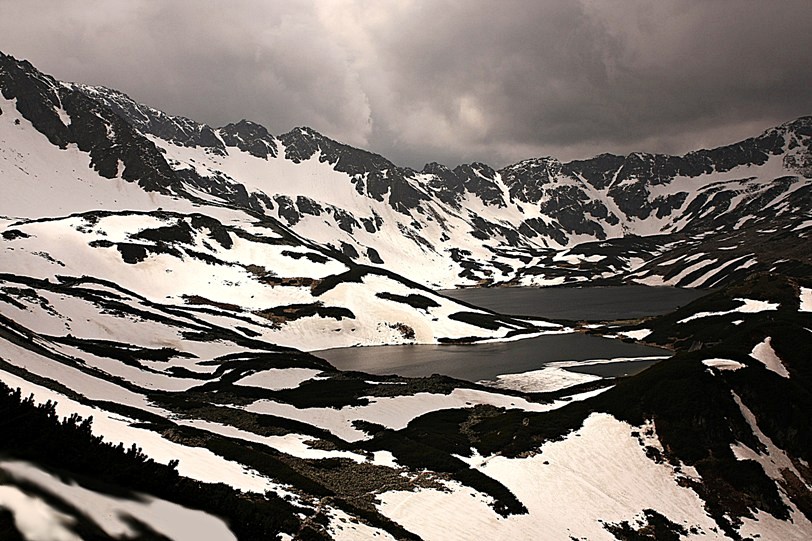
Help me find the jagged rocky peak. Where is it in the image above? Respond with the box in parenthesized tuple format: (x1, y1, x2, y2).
(420, 162, 466, 207)
(562, 153, 626, 189)
(782, 114, 812, 136)
(73, 83, 227, 155)
(780, 116, 812, 176)
(455, 161, 497, 178)
(0, 51, 72, 147)
(218, 119, 278, 159)
(278, 126, 328, 163)
(452, 162, 506, 207)
(421, 161, 453, 176)
(500, 157, 562, 204)
(279, 125, 395, 173)
(0, 51, 182, 193)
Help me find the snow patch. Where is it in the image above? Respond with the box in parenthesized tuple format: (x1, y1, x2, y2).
(799, 287, 812, 312)
(378, 413, 720, 541)
(617, 329, 652, 340)
(481, 356, 667, 393)
(0, 460, 237, 541)
(750, 337, 789, 378)
(235, 368, 322, 390)
(678, 298, 780, 323)
(702, 358, 745, 372)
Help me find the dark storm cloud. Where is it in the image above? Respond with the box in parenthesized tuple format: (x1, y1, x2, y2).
(1, 0, 811, 168)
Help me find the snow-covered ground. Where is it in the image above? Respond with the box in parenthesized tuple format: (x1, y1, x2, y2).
(702, 358, 746, 372)
(378, 413, 724, 541)
(1, 211, 553, 351)
(0, 460, 238, 541)
(730, 393, 812, 540)
(245, 387, 608, 443)
(750, 337, 790, 378)
(479, 356, 667, 393)
(678, 298, 780, 324)
(0, 369, 286, 495)
(800, 287, 812, 312)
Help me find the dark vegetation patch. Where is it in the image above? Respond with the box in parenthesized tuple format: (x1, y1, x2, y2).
(182, 249, 222, 265)
(202, 350, 333, 373)
(255, 303, 355, 326)
(361, 407, 527, 517)
(116, 242, 180, 264)
(116, 242, 149, 265)
(311, 265, 439, 299)
(0, 381, 310, 540)
(88, 238, 114, 248)
(132, 221, 195, 245)
(339, 241, 359, 260)
(602, 509, 689, 541)
(310, 268, 366, 296)
(262, 276, 320, 288)
(235, 325, 261, 337)
(0, 508, 24, 541)
(389, 322, 415, 339)
(1, 229, 29, 240)
(280, 250, 329, 264)
(366, 247, 384, 264)
(255, 374, 373, 408)
(183, 294, 241, 312)
(48, 335, 194, 366)
(190, 214, 233, 249)
(447, 311, 530, 331)
(375, 292, 440, 311)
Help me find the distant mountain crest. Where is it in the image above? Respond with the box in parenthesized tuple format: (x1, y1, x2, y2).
(2, 50, 810, 289)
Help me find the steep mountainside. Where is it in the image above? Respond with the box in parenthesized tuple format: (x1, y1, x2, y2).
(72, 79, 812, 288)
(3, 51, 810, 288)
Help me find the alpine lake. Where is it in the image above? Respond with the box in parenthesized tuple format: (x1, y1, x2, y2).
(316, 285, 709, 386)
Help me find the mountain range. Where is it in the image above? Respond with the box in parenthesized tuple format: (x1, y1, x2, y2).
(1, 50, 811, 540)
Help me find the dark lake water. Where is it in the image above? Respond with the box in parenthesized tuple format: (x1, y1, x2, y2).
(317, 333, 669, 382)
(439, 285, 709, 321)
(317, 285, 698, 384)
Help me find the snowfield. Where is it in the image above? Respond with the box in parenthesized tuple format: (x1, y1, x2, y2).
(378, 413, 723, 541)
(0, 211, 555, 352)
(678, 298, 780, 324)
(0, 460, 238, 541)
(750, 337, 790, 378)
(245, 387, 609, 443)
(480, 356, 668, 393)
(702, 358, 746, 372)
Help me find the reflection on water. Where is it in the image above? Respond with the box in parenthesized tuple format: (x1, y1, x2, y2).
(319, 286, 693, 383)
(317, 333, 670, 383)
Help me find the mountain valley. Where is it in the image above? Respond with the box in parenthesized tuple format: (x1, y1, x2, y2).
(1, 50, 811, 540)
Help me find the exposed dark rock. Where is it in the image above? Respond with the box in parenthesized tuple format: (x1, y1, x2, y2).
(339, 241, 359, 260)
(367, 247, 384, 264)
(75, 84, 228, 155)
(0, 53, 185, 194)
(453, 162, 506, 207)
(219, 119, 278, 158)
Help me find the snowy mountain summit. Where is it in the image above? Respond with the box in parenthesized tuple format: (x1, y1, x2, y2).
(1, 50, 811, 541)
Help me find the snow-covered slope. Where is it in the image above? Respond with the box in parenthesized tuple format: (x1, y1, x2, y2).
(72, 79, 812, 288)
(0, 210, 550, 351)
(3, 50, 811, 288)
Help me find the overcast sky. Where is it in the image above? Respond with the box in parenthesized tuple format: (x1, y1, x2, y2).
(2, 0, 811, 168)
